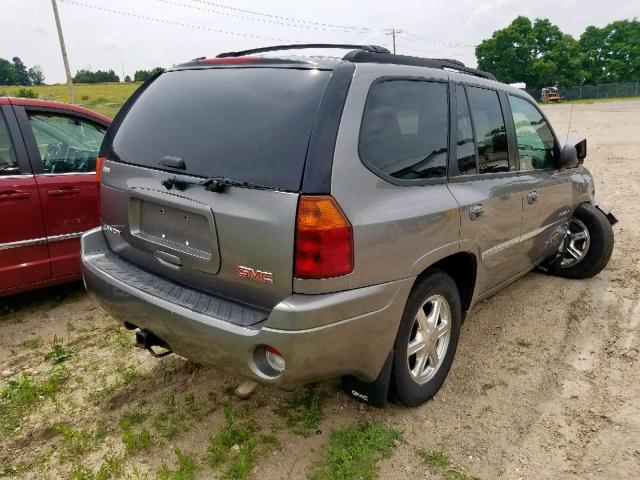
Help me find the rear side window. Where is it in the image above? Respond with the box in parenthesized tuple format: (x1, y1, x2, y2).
(455, 87, 476, 175)
(466, 87, 509, 174)
(110, 68, 331, 192)
(359, 80, 448, 181)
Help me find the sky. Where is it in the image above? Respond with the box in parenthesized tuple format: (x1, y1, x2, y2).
(2, 0, 639, 84)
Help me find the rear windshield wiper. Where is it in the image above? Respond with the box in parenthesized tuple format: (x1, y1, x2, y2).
(201, 176, 275, 192)
(161, 175, 275, 193)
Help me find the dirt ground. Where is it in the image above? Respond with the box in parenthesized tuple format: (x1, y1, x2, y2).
(1, 100, 639, 480)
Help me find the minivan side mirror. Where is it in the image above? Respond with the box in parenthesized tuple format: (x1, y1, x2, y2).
(558, 145, 579, 169)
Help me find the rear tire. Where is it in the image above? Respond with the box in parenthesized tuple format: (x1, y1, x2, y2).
(390, 270, 461, 407)
(553, 203, 614, 279)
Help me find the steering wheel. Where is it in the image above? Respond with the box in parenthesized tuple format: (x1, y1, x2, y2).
(44, 142, 64, 172)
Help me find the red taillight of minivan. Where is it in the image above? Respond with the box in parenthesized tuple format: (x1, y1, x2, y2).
(294, 195, 353, 279)
(95, 156, 105, 219)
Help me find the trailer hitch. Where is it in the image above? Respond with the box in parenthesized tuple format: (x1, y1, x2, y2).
(135, 330, 173, 358)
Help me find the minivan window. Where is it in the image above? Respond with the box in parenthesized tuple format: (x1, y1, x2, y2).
(359, 80, 448, 180)
(466, 86, 509, 174)
(110, 68, 331, 192)
(455, 86, 476, 175)
(508, 95, 556, 170)
(0, 112, 18, 176)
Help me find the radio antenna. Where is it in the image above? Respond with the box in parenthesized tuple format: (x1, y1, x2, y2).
(565, 104, 574, 146)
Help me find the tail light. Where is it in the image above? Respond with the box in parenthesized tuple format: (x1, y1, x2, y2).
(95, 156, 105, 221)
(96, 156, 105, 183)
(294, 195, 353, 279)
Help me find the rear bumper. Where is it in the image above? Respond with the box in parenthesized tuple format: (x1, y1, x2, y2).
(81, 228, 413, 389)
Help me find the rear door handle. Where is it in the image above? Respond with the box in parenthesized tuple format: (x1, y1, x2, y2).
(0, 190, 31, 201)
(469, 204, 484, 221)
(47, 186, 81, 197)
(527, 191, 538, 204)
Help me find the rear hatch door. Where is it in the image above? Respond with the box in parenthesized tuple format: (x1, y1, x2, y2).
(100, 66, 332, 310)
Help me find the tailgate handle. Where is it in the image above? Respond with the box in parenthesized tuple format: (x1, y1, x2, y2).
(155, 250, 182, 268)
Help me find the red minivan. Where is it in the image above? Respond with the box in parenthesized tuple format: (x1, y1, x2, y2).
(0, 97, 110, 297)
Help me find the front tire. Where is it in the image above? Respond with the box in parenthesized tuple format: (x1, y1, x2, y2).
(390, 270, 462, 407)
(553, 203, 614, 279)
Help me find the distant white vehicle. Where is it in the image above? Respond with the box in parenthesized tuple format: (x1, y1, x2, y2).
(509, 82, 527, 89)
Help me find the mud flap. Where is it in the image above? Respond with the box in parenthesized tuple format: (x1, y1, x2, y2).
(341, 351, 393, 408)
(596, 204, 618, 225)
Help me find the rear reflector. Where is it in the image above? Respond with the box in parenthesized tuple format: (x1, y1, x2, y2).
(265, 346, 286, 373)
(96, 156, 105, 183)
(197, 56, 262, 65)
(294, 195, 353, 279)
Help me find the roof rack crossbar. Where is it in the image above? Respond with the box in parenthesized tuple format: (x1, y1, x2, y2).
(217, 43, 390, 58)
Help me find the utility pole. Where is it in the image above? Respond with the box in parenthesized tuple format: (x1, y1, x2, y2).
(385, 28, 403, 54)
(51, 0, 76, 103)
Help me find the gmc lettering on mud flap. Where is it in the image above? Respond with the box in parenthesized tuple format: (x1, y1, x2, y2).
(236, 266, 273, 284)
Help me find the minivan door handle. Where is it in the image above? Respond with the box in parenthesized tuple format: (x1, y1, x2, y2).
(469, 204, 484, 221)
(527, 191, 538, 204)
(0, 189, 31, 201)
(47, 186, 81, 197)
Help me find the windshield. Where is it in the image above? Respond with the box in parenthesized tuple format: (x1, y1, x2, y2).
(110, 67, 332, 191)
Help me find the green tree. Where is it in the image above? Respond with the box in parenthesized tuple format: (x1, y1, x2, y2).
(0, 58, 17, 85)
(73, 69, 120, 83)
(578, 20, 640, 84)
(476, 16, 580, 88)
(12, 57, 31, 85)
(28, 65, 45, 85)
(124, 75, 132, 83)
(133, 67, 164, 82)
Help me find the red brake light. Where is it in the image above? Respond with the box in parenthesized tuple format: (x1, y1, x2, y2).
(197, 56, 262, 65)
(294, 195, 353, 279)
(96, 156, 105, 183)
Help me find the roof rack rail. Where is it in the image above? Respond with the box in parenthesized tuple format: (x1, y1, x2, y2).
(342, 50, 496, 80)
(217, 43, 390, 58)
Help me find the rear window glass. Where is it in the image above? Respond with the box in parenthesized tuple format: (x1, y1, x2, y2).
(359, 80, 448, 181)
(110, 68, 331, 191)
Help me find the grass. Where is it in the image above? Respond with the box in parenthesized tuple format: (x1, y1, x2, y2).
(0, 367, 69, 435)
(119, 405, 153, 454)
(0, 82, 139, 118)
(274, 386, 326, 437)
(309, 421, 401, 480)
(205, 405, 280, 480)
(56, 424, 107, 461)
(157, 448, 197, 480)
(559, 96, 640, 105)
(419, 449, 480, 480)
(20, 337, 43, 349)
(45, 336, 74, 364)
(516, 339, 532, 348)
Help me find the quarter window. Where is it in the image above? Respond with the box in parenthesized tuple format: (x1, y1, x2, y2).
(508, 95, 556, 170)
(26, 113, 106, 174)
(359, 80, 449, 180)
(466, 87, 509, 174)
(455, 87, 476, 175)
(0, 112, 19, 176)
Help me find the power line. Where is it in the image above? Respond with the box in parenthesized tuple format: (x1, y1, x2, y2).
(402, 30, 476, 49)
(59, 0, 297, 43)
(185, 0, 373, 33)
(157, 0, 363, 33)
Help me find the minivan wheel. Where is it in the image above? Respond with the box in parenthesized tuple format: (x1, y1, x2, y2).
(390, 270, 461, 407)
(553, 203, 614, 279)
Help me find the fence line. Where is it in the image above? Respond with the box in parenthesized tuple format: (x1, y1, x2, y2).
(525, 81, 640, 101)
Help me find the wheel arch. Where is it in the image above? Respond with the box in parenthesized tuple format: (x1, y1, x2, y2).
(414, 251, 477, 321)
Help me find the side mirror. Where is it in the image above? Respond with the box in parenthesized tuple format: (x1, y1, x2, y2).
(574, 138, 587, 163)
(558, 144, 579, 169)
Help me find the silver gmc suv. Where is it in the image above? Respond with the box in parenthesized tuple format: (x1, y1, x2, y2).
(81, 44, 616, 407)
